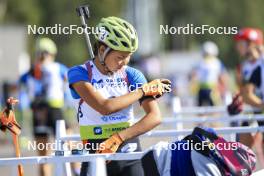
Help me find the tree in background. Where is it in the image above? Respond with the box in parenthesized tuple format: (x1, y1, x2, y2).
(3, 0, 124, 66)
(2, 0, 264, 68)
(162, 0, 264, 68)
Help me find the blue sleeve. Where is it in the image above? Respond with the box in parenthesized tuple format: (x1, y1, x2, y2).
(59, 64, 68, 79)
(126, 66, 151, 104)
(125, 66, 147, 91)
(67, 65, 90, 99)
(19, 72, 29, 84)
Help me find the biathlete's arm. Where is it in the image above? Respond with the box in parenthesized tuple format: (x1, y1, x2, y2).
(118, 98, 161, 141)
(241, 66, 264, 109)
(72, 81, 144, 115)
(241, 83, 264, 109)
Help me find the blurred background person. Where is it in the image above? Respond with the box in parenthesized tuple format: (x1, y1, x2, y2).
(234, 27, 264, 168)
(234, 28, 264, 89)
(139, 54, 161, 81)
(190, 41, 228, 107)
(19, 37, 68, 176)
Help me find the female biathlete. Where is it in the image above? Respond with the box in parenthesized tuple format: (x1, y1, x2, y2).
(233, 27, 264, 167)
(68, 16, 171, 176)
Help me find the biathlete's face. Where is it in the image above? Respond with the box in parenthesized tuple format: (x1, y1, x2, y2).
(236, 40, 248, 57)
(36, 52, 55, 62)
(247, 43, 261, 61)
(104, 50, 132, 72)
(236, 40, 260, 61)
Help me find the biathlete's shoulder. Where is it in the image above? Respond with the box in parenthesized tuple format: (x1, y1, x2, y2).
(68, 64, 90, 85)
(125, 66, 146, 79)
(19, 71, 31, 84)
(124, 66, 147, 86)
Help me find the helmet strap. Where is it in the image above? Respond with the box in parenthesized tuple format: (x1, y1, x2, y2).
(98, 47, 113, 75)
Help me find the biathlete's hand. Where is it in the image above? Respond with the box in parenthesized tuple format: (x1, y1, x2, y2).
(96, 133, 124, 154)
(6, 97, 19, 105)
(227, 93, 243, 116)
(141, 79, 171, 98)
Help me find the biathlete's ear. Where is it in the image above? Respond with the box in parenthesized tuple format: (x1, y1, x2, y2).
(98, 45, 107, 56)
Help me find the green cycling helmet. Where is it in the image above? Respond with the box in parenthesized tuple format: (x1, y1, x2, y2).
(36, 37, 57, 55)
(95, 16, 138, 53)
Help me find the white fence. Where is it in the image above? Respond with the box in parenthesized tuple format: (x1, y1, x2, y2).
(1, 118, 264, 176)
(0, 104, 263, 176)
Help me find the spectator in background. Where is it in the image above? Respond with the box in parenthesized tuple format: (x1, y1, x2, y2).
(140, 54, 161, 81)
(233, 27, 264, 168)
(234, 28, 264, 89)
(19, 37, 68, 176)
(190, 41, 228, 107)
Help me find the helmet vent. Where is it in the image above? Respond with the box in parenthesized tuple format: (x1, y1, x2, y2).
(123, 22, 129, 29)
(109, 40, 118, 46)
(113, 29, 122, 38)
(128, 27, 133, 34)
(115, 20, 123, 27)
(121, 41, 129, 48)
(120, 29, 129, 40)
(104, 26, 110, 33)
(108, 21, 117, 26)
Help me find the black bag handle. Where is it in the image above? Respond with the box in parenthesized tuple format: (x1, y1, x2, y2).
(192, 127, 218, 141)
(183, 134, 211, 156)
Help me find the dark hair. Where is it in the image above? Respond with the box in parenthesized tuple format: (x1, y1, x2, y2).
(93, 41, 108, 56)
